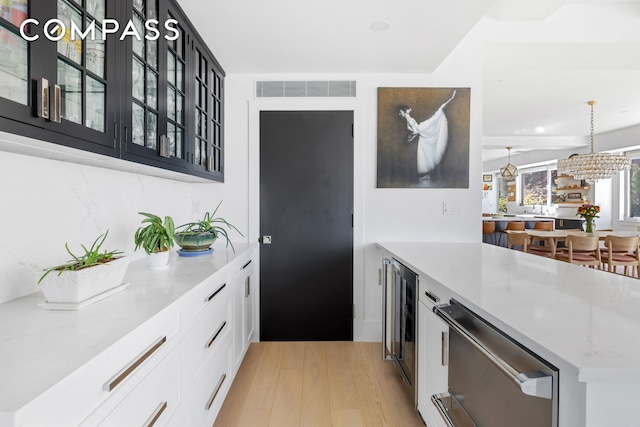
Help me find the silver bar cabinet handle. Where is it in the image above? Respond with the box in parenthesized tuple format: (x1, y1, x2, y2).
(142, 401, 167, 427)
(433, 305, 553, 399)
(103, 336, 167, 392)
(52, 84, 61, 123)
(205, 283, 226, 302)
(205, 321, 227, 349)
(205, 374, 226, 411)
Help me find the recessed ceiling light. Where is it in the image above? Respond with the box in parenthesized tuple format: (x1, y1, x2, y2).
(371, 21, 391, 32)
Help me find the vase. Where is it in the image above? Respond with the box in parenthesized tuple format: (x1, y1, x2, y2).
(147, 251, 170, 270)
(39, 257, 129, 303)
(583, 217, 594, 233)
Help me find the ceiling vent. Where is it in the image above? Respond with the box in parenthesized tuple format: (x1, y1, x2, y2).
(256, 81, 356, 98)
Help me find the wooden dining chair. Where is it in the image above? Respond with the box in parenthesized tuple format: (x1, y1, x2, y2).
(483, 221, 496, 244)
(528, 221, 556, 257)
(499, 221, 525, 246)
(601, 235, 640, 277)
(506, 231, 530, 252)
(554, 235, 601, 268)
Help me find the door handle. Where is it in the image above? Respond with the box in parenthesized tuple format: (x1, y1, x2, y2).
(259, 236, 272, 244)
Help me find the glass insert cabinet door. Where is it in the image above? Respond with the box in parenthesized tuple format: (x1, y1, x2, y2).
(57, 0, 107, 132)
(0, 0, 29, 106)
(192, 39, 223, 177)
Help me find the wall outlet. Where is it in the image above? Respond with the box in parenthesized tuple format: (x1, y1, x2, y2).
(443, 201, 461, 215)
(192, 200, 202, 215)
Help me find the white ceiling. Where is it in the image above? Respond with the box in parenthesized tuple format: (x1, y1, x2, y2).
(177, 0, 640, 164)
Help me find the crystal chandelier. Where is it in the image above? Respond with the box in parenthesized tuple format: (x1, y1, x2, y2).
(500, 146, 518, 181)
(557, 101, 630, 183)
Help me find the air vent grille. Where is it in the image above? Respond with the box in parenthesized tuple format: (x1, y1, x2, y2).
(256, 81, 356, 98)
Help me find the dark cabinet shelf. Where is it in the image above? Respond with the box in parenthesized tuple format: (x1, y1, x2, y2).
(0, 0, 224, 182)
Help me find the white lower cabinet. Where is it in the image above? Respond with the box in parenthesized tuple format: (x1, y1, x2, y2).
(418, 296, 449, 427)
(6, 244, 259, 427)
(232, 249, 258, 373)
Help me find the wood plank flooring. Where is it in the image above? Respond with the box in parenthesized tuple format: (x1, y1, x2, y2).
(214, 342, 425, 427)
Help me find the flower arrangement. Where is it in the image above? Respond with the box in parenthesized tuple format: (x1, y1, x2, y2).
(576, 204, 600, 233)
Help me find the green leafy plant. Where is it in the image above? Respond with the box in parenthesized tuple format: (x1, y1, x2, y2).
(498, 194, 508, 213)
(38, 230, 122, 284)
(176, 201, 243, 251)
(134, 212, 176, 254)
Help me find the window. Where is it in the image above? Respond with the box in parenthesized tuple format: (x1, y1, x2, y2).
(624, 150, 640, 219)
(519, 166, 557, 206)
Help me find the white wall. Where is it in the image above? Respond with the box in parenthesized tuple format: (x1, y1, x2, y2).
(0, 112, 251, 304)
(226, 33, 484, 340)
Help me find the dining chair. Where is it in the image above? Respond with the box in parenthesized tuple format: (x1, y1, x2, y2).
(601, 235, 640, 277)
(554, 235, 601, 268)
(506, 231, 530, 252)
(528, 221, 556, 257)
(483, 221, 496, 245)
(499, 221, 525, 246)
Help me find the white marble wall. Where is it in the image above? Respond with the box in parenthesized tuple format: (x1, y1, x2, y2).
(0, 150, 201, 304)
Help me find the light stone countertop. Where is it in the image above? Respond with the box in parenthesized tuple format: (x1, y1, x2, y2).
(0, 242, 256, 414)
(378, 242, 640, 383)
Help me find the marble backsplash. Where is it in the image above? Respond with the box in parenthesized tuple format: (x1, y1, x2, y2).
(0, 150, 209, 304)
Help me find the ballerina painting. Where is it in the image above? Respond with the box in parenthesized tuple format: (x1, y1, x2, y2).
(377, 87, 470, 188)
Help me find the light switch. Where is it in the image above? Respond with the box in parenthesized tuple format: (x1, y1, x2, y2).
(443, 201, 461, 215)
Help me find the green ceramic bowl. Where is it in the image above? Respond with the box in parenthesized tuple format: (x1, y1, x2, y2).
(174, 231, 217, 251)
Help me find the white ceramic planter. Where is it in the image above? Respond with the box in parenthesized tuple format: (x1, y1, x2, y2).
(39, 257, 129, 303)
(147, 251, 170, 270)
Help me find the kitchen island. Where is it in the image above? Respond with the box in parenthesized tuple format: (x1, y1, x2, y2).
(379, 242, 640, 427)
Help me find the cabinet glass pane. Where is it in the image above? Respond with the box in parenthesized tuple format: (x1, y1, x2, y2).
(4, 0, 27, 27)
(86, 75, 104, 132)
(132, 0, 144, 15)
(132, 14, 144, 58)
(86, 20, 104, 78)
(132, 57, 144, 101)
(176, 127, 182, 158)
(86, 0, 104, 21)
(167, 87, 175, 121)
(57, 0, 83, 65)
(132, 103, 144, 146)
(194, 137, 200, 164)
(176, 93, 183, 125)
(167, 51, 175, 86)
(167, 122, 175, 155)
(176, 60, 183, 91)
(146, 39, 157, 69)
(147, 110, 157, 149)
(57, 59, 82, 124)
(0, 24, 28, 105)
(147, 69, 157, 109)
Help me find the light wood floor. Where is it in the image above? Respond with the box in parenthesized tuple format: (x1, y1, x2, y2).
(214, 342, 425, 427)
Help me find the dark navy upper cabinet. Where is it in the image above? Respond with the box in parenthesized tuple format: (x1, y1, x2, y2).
(0, 0, 224, 181)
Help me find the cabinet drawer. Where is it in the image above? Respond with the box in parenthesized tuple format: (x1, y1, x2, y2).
(19, 309, 181, 427)
(98, 352, 181, 427)
(188, 333, 233, 427)
(185, 268, 232, 324)
(182, 294, 232, 382)
(419, 275, 449, 308)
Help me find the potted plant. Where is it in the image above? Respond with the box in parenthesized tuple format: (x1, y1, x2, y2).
(174, 201, 243, 253)
(38, 230, 129, 304)
(134, 212, 175, 269)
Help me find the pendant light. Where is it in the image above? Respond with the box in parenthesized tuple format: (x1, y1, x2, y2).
(557, 101, 630, 183)
(500, 146, 518, 181)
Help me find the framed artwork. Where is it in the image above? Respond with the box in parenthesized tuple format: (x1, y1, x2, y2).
(483, 174, 492, 183)
(376, 87, 471, 188)
(567, 192, 582, 200)
(483, 183, 493, 191)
